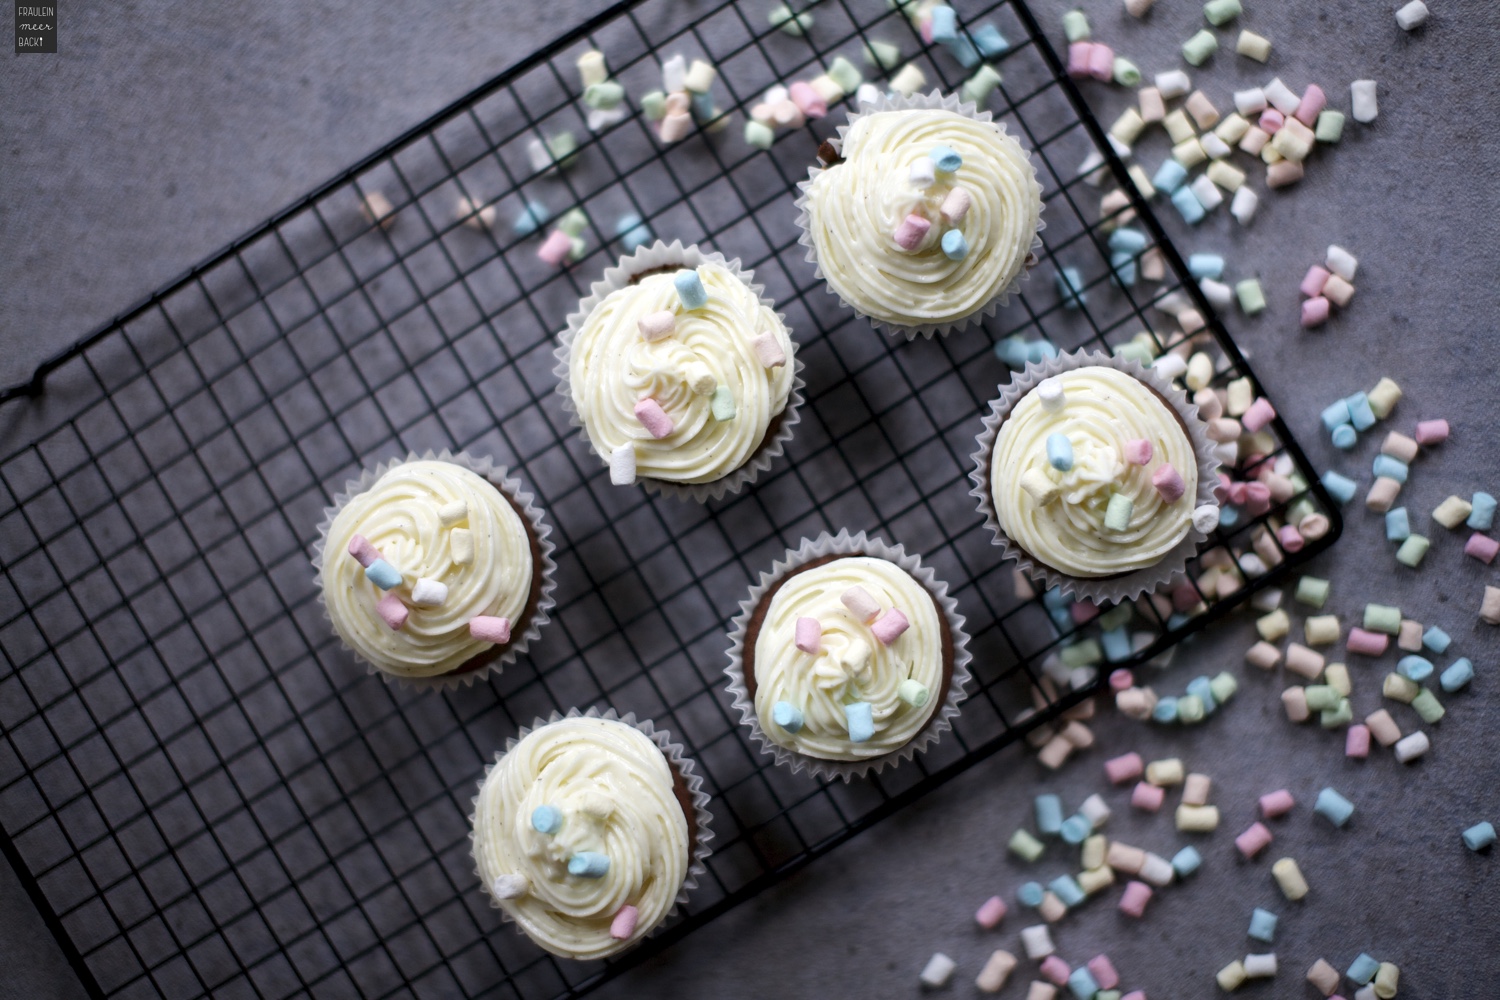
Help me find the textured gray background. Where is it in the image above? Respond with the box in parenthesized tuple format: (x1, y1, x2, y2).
(4, 0, 1500, 997)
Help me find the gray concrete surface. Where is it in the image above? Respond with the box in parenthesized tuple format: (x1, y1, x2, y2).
(4, 0, 1500, 997)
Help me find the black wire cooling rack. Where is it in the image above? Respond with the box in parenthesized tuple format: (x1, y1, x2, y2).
(0, 0, 1341, 997)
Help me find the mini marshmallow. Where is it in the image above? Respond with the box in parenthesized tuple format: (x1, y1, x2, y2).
(893, 213, 931, 251)
(1352, 79, 1379, 122)
(410, 577, 448, 607)
(795, 617, 821, 654)
(871, 608, 910, 645)
(634, 398, 674, 438)
(376, 592, 408, 630)
(469, 616, 511, 644)
(841, 586, 881, 622)
(919, 953, 956, 988)
(637, 310, 675, 341)
(752, 331, 786, 368)
(348, 534, 381, 568)
(609, 443, 636, 486)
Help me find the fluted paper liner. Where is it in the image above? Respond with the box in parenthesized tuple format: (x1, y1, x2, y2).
(311, 449, 558, 691)
(552, 240, 805, 503)
(968, 351, 1221, 604)
(724, 529, 972, 782)
(468, 707, 714, 959)
(794, 89, 1046, 340)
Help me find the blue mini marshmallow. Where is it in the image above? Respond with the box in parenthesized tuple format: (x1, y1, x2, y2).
(1346, 392, 1377, 430)
(1050, 873, 1086, 906)
(929, 144, 963, 172)
(531, 805, 563, 834)
(773, 701, 804, 733)
(845, 702, 874, 742)
(942, 33, 981, 68)
(614, 213, 652, 251)
(1321, 470, 1357, 505)
(1100, 627, 1132, 662)
(928, 4, 958, 42)
(365, 559, 402, 590)
(1315, 787, 1355, 827)
(1332, 424, 1357, 449)
(1347, 953, 1380, 984)
(1110, 251, 1138, 287)
(1372, 454, 1409, 483)
(1171, 185, 1206, 223)
(1463, 822, 1497, 852)
(1186, 675, 1217, 714)
(568, 852, 611, 878)
(1247, 907, 1278, 942)
(1027, 339, 1060, 363)
(1469, 492, 1497, 531)
(1059, 816, 1092, 846)
(1067, 967, 1100, 1000)
(972, 22, 1009, 57)
(1423, 626, 1452, 653)
(1108, 227, 1149, 255)
(1056, 266, 1086, 308)
(1440, 657, 1474, 692)
(674, 268, 708, 309)
(1172, 845, 1203, 877)
(1152, 158, 1188, 193)
(1320, 399, 1353, 432)
(1018, 881, 1046, 907)
(1398, 655, 1434, 683)
(942, 229, 969, 260)
(1188, 253, 1225, 279)
(1047, 433, 1074, 471)
(1153, 695, 1179, 723)
(1035, 794, 1064, 835)
(1386, 507, 1410, 541)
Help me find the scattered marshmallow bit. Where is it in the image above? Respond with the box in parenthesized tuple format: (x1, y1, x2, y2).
(871, 608, 910, 645)
(634, 398, 674, 438)
(469, 616, 512, 644)
(1396, 0, 1429, 30)
(410, 577, 449, 607)
(360, 191, 395, 229)
(1272, 857, 1309, 900)
(376, 592, 408, 630)
(919, 953, 957, 988)
(610, 904, 639, 940)
(752, 331, 786, 368)
(976, 950, 1018, 993)
(1352, 79, 1379, 122)
(841, 585, 881, 623)
(492, 873, 529, 899)
(450, 528, 474, 565)
(609, 443, 636, 486)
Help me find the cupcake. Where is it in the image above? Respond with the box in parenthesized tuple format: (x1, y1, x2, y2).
(314, 452, 556, 687)
(553, 240, 803, 502)
(795, 91, 1043, 339)
(725, 530, 971, 780)
(470, 709, 712, 961)
(970, 352, 1221, 603)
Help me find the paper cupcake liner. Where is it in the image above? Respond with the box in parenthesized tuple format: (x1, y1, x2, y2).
(967, 350, 1221, 605)
(552, 239, 805, 503)
(723, 529, 972, 782)
(468, 706, 714, 956)
(793, 89, 1047, 341)
(311, 449, 558, 691)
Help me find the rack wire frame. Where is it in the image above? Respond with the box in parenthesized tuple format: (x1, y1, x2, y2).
(0, 0, 1340, 998)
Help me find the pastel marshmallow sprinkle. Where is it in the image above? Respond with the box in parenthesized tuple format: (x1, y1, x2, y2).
(1123, 439, 1153, 465)
(609, 443, 636, 485)
(1046, 433, 1074, 471)
(841, 585, 881, 622)
(871, 608, 910, 645)
(569, 852, 611, 878)
(894, 213, 932, 251)
(1236, 822, 1273, 858)
(531, 804, 562, 833)
(610, 904, 639, 940)
(437, 500, 467, 526)
(845, 702, 875, 742)
(929, 145, 963, 172)
(975, 895, 1008, 929)
(469, 616, 512, 644)
(772, 701, 804, 733)
(941, 229, 969, 261)
(376, 592, 408, 630)
(491, 874, 529, 899)
(941, 186, 972, 223)
(410, 577, 448, 607)
(794, 616, 822, 653)
(634, 397, 674, 438)
(1260, 788, 1295, 817)
(1036, 377, 1066, 410)
(537, 229, 573, 265)
(674, 269, 708, 309)
(348, 534, 381, 567)
(909, 158, 936, 187)
(637, 310, 676, 341)
(752, 331, 786, 368)
(1153, 463, 1186, 503)
(365, 559, 402, 590)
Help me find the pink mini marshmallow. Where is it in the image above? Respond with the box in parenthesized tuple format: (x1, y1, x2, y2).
(1118, 880, 1153, 918)
(377, 592, 408, 630)
(1300, 265, 1330, 297)
(1235, 821, 1273, 858)
(537, 228, 573, 266)
(1346, 724, 1371, 759)
(1301, 296, 1331, 328)
(1414, 419, 1450, 445)
(1278, 524, 1306, 553)
(1259, 108, 1285, 133)
(1088, 42, 1115, 81)
(893, 212, 932, 251)
(841, 585, 881, 622)
(1088, 955, 1120, 990)
(1347, 627, 1390, 656)
(1466, 533, 1500, 564)
(752, 331, 786, 368)
(348, 534, 381, 568)
(1071, 601, 1101, 625)
(1040, 955, 1072, 986)
(658, 111, 693, 142)
(1108, 668, 1135, 692)
(1244, 481, 1272, 515)
(1131, 781, 1166, 812)
(634, 397, 674, 438)
(1242, 397, 1277, 433)
(637, 310, 676, 341)
(469, 616, 512, 644)
(794, 616, 822, 654)
(940, 186, 972, 224)
(1227, 481, 1249, 505)
(871, 608, 910, 645)
(1294, 84, 1327, 126)
(1105, 752, 1144, 784)
(787, 80, 827, 118)
(1123, 994, 1147, 1000)
(919, 14, 934, 42)
(1123, 439, 1154, 465)
(1259, 788, 1295, 818)
(1171, 582, 1201, 613)
(1153, 463, 1186, 503)
(609, 904, 639, 940)
(975, 895, 1008, 929)
(1067, 41, 1092, 78)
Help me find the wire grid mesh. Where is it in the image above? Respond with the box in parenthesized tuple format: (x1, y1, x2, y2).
(0, 0, 1340, 998)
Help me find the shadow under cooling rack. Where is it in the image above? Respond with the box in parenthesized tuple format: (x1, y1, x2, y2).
(0, 0, 1338, 998)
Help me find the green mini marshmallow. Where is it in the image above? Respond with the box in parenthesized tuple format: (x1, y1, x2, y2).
(1063, 8, 1091, 42)
(768, 4, 813, 35)
(1295, 576, 1331, 609)
(962, 64, 1003, 105)
(546, 131, 580, 170)
(1320, 698, 1353, 728)
(583, 81, 624, 110)
(1105, 494, 1134, 532)
(1203, 0, 1242, 26)
(827, 55, 863, 95)
(1009, 828, 1046, 861)
(711, 385, 737, 421)
(1364, 603, 1403, 634)
(1236, 278, 1267, 315)
(1061, 639, 1103, 668)
(1397, 534, 1430, 567)
(1315, 109, 1346, 143)
(743, 120, 774, 151)
(1114, 342, 1154, 366)
(1411, 688, 1445, 724)
(1304, 685, 1339, 711)
(864, 39, 902, 70)
(556, 207, 589, 236)
(1182, 29, 1218, 66)
(1287, 497, 1318, 525)
(1177, 694, 1206, 724)
(1113, 57, 1142, 87)
(1210, 671, 1238, 704)
(640, 90, 667, 122)
(1098, 603, 1134, 631)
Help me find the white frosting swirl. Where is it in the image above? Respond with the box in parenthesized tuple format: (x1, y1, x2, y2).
(568, 263, 795, 484)
(805, 108, 1042, 327)
(320, 460, 532, 677)
(753, 556, 945, 761)
(472, 717, 689, 960)
(992, 367, 1197, 578)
